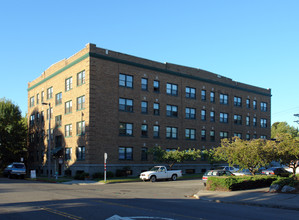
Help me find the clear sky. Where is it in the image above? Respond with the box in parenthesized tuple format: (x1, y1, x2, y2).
(1, 0, 298, 128)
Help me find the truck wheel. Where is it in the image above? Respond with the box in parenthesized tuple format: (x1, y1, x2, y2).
(171, 174, 177, 181)
(150, 175, 156, 182)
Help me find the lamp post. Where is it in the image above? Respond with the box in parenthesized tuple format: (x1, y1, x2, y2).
(42, 102, 51, 179)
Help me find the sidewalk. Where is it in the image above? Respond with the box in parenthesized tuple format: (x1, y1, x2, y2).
(62, 180, 105, 185)
(194, 187, 299, 211)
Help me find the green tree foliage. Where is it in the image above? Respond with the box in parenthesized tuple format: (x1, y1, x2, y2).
(201, 148, 221, 167)
(271, 122, 298, 139)
(148, 146, 201, 169)
(215, 137, 276, 175)
(0, 98, 27, 169)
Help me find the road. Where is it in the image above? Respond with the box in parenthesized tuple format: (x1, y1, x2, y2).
(0, 177, 298, 220)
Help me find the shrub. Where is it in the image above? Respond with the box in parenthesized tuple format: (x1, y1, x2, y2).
(272, 177, 296, 187)
(92, 172, 104, 179)
(107, 171, 114, 178)
(74, 171, 89, 180)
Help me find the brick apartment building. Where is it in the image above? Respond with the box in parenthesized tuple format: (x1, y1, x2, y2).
(27, 43, 271, 176)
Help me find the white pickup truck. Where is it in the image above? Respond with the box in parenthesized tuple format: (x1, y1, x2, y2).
(140, 166, 182, 182)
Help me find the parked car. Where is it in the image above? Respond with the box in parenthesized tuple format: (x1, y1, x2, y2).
(202, 169, 234, 186)
(140, 166, 182, 182)
(261, 167, 291, 177)
(214, 166, 239, 173)
(233, 169, 252, 176)
(3, 162, 26, 179)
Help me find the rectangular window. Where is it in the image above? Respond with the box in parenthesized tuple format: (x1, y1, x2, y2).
(55, 115, 62, 127)
(201, 129, 206, 141)
(234, 133, 242, 138)
(210, 130, 215, 141)
(36, 93, 39, 105)
(141, 124, 148, 137)
(65, 124, 72, 137)
(185, 107, 196, 119)
(166, 126, 178, 139)
(210, 91, 215, 103)
(261, 102, 267, 112)
(77, 95, 85, 110)
(186, 87, 196, 99)
(41, 111, 44, 122)
(261, 135, 267, 139)
(65, 148, 71, 161)
(246, 99, 250, 108)
(141, 78, 148, 90)
(118, 147, 133, 160)
(30, 96, 34, 107)
(65, 77, 73, 91)
(119, 122, 133, 136)
(201, 90, 206, 101)
(234, 115, 242, 125)
(253, 100, 257, 109)
(234, 96, 242, 107)
(153, 103, 160, 115)
(220, 112, 228, 123)
(77, 146, 85, 160)
(56, 92, 62, 105)
(185, 128, 196, 140)
(77, 121, 85, 135)
(201, 110, 206, 121)
(153, 125, 160, 138)
(246, 134, 250, 140)
(77, 70, 85, 86)
(220, 131, 228, 139)
(47, 87, 53, 99)
(166, 83, 178, 96)
(220, 94, 228, 105)
(65, 100, 72, 114)
(119, 73, 133, 88)
(153, 80, 160, 92)
(41, 91, 44, 102)
(253, 134, 257, 139)
(141, 101, 148, 114)
(55, 135, 62, 147)
(210, 111, 215, 122)
(30, 114, 35, 126)
(119, 98, 133, 112)
(141, 147, 148, 161)
(246, 116, 250, 126)
(261, 118, 267, 128)
(46, 108, 53, 120)
(253, 117, 257, 127)
(166, 105, 178, 117)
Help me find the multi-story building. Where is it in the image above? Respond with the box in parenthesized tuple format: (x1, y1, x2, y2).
(27, 43, 271, 176)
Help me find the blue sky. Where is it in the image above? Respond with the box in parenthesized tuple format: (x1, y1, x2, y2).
(1, 0, 298, 128)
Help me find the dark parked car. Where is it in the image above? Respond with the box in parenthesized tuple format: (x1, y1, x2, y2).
(3, 162, 26, 179)
(261, 167, 291, 177)
(202, 169, 234, 186)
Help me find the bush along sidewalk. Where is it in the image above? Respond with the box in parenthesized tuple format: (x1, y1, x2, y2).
(270, 175, 299, 193)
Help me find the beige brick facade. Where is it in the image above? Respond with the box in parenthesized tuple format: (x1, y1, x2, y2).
(27, 43, 271, 176)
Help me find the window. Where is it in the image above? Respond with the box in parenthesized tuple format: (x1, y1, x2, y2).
(253, 134, 257, 139)
(47, 129, 53, 140)
(220, 94, 228, 105)
(119, 147, 133, 160)
(56, 92, 62, 105)
(46, 108, 53, 120)
(141, 101, 148, 114)
(141, 78, 148, 90)
(220, 131, 228, 139)
(36, 112, 40, 122)
(141, 124, 148, 137)
(77, 146, 85, 160)
(41, 91, 44, 102)
(234, 115, 242, 125)
(253, 100, 257, 109)
(119, 98, 133, 112)
(77, 70, 85, 86)
(153, 80, 160, 92)
(166, 127, 178, 139)
(77, 121, 85, 135)
(261, 135, 267, 139)
(186, 87, 196, 99)
(234, 133, 242, 138)
(30, 114, 35, 126)
(234, 96, 242, 107)
(55, 115, 62, 127)
(246, 134, 250, 140)
(166, 105, 178, 117)
(166, 83, 178, 96)
(41, 111, 44, 122)
(77, 95, 85, 110)
(65, 77, 72, 91)
(119, 122, 133, 136)
(36, 93, 39, 105)
(261, 118, 267, 128)
(253, 117, 257, 127)
(141, 147, 148, 161)
(220, 112, 228, 123)
(55, 135, 62, 147)
(47, 87, 53, 99)
(210, 92, 215, 103)
(65, 124, 72, 137)
(185, 107, 196, 119)
(210, 130, 215, 141)
(210, 111, 215, 122)
(153, 103, 160, 115)
(153, 125, 160, 138)
(201, 90, 206, 101)
(246, 116, 250, 126)
(261, 102, 267, 112)
(201, 110, 206, 121)
(65, 100, 72, 114)
(185, 128, 196, 140)
(201, 129, 206, 141)
(246, 99, 250, 108)
(119, 73, 133, 88)
(65, 148, 71, 161)
(30, 96, 34, 107)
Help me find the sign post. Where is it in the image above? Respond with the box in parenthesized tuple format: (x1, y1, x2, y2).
(104, 153, 108, 182)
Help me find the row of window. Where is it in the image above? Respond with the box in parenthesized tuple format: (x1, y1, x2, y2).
(65, 146, 86, 161)
(119, 73, 268, 111)
(29, 70, 85, 107)
(119, 122, 267, 140)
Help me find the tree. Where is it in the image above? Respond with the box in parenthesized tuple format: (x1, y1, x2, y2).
(148, 146, 201, 169)
(0, 98, 27, 169)
(201, 148, 221, 167)
(215, 137, 276, 175)
(271, 122, 298, 139)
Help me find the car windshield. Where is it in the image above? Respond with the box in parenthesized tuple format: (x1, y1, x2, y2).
(13, 164, 25, 168)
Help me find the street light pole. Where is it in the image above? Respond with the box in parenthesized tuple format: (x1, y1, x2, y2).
(43, 102, 51, 179)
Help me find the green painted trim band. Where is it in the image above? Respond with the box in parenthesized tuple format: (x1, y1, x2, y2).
(27, 53, 89, 91)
